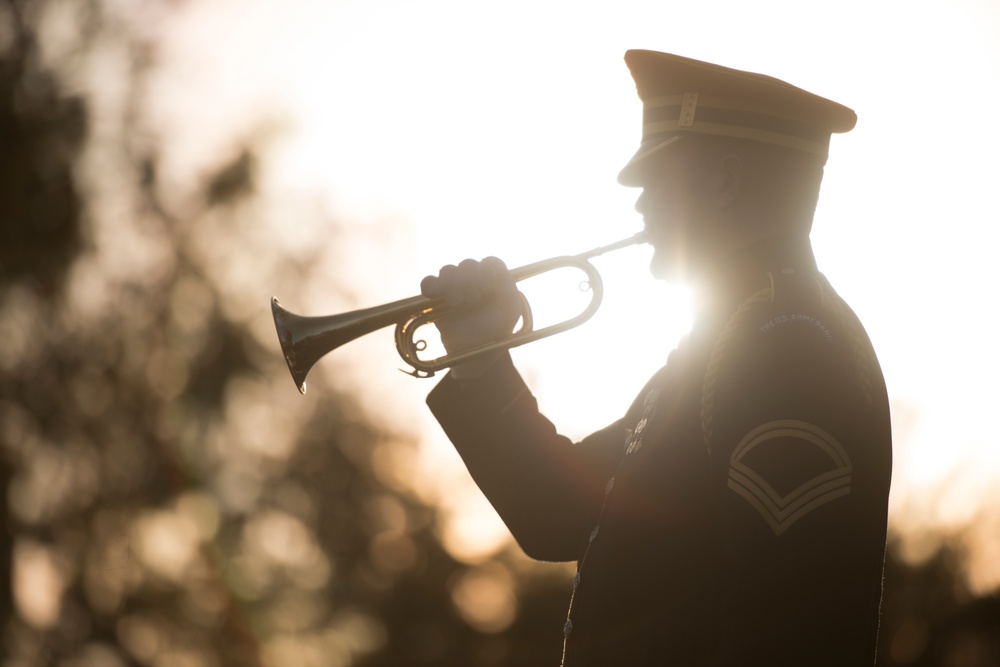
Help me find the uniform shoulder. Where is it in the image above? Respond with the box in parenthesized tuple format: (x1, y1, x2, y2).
(701, 269, 882, 451)
(700, 270, 890, 537)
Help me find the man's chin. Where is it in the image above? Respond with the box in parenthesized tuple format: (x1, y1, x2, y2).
(649, 255, 688, 284)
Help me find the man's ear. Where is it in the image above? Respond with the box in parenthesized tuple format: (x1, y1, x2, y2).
(710, 153, 745, 210)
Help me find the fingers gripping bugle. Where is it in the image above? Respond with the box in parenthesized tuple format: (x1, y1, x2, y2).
(271, 232, 647, 394)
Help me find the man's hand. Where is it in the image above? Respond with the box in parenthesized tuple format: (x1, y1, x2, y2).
(420, 257, 522, 379)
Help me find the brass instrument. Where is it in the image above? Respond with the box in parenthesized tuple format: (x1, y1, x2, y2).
(272, 232, 647, 393)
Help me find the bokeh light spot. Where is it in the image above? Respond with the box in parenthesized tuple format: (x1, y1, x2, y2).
(449, 564, 518, 634)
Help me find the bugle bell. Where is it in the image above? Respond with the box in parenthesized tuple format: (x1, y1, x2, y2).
(272, 232, 647, 394)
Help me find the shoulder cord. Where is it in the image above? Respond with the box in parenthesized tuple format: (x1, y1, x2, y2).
(700, 275, 875, 455)
(700, 285, 773, 456)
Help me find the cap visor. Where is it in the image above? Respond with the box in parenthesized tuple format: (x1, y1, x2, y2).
(617, 135, 683, 186)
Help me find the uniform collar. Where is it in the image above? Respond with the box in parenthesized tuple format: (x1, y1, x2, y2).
(692, 234, 818, 330)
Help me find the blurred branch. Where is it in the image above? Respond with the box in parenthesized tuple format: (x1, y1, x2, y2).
(0, 0, 86, 294)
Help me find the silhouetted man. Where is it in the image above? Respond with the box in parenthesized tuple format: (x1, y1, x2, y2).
(422, 51, 892, 666)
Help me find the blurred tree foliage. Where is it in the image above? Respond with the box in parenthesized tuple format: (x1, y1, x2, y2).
(879, 535, 1000, 667)
(0, 1, 997, 666)
(0, 1, 570, 664)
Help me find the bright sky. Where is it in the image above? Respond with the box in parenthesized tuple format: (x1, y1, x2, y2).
(156, 0, 1000, 589)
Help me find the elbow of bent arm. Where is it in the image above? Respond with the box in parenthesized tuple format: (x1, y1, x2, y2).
(507, 515, 581, 563)
(514, 533, 578, 563)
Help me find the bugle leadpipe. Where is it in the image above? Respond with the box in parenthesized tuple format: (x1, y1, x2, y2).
(272, 231, 647, 393)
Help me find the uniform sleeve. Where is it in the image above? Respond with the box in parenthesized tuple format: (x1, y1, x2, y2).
(705, 291, 892, 665)
(427, 354, 628, 562)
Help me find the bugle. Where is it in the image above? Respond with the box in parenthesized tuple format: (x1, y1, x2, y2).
(271, 231, 647, 393)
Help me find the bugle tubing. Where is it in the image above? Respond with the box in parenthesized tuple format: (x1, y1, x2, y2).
(271, 231, 647, 394)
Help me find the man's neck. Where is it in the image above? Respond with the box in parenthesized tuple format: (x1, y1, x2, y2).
(691, 234, 817, 318)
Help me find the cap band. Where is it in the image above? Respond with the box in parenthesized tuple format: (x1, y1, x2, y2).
(640, 92, 831, 158)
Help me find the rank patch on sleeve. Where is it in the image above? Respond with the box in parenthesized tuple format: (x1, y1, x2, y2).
(727, 420, 852, 536)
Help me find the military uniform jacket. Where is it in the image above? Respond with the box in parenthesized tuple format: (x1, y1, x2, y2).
(427, 237, 892, 666)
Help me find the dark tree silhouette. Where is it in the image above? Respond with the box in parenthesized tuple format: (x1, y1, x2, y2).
(878, 534, 1000, 667)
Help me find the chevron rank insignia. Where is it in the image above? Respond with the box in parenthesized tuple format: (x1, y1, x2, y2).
(727, 420, 852, 536)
